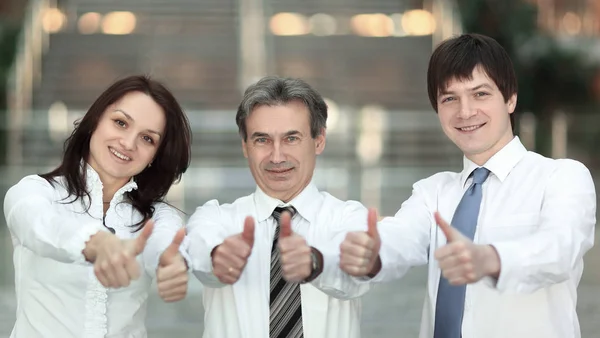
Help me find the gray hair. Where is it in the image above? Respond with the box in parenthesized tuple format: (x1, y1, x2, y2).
(235, 76, 328, 140)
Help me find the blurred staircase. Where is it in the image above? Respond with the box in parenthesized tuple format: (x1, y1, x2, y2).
(13, 0, 462, 170)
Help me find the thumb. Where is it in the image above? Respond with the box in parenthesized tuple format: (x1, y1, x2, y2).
(159, 228, 185, 266)
(134, 219, 154, 254)
(241, 216, 255, 247)
(279, 211, 293, 238)
(367, 208, 379, 239)
(434, 211, 458, 242)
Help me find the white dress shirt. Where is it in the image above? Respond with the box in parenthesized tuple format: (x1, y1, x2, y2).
(370, 136, 596, 338)
(186, 182, 371, 338)
(3, 166, 185, 338)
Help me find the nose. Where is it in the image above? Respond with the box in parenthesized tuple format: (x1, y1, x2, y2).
(119, 133, 137, 151)
(458, 98, 477, 120)
(269, 141, 285, 163)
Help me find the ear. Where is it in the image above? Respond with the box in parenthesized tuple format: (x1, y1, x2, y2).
(507, 93, 517, 114)
(315, 128, 326, 155)
(241, 139, 248, 158)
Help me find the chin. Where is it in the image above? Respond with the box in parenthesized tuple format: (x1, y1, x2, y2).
(457, 139, 484, 151)
(266, 180, 290, 188)
(104, 163, 137, 178)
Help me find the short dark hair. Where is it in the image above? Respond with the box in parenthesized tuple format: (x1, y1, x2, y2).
(40, 75, 192, 230)
(427, 33, 518, 129)
(235, 76, 327, 140)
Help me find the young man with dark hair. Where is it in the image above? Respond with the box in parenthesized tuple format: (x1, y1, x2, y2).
(339, 33, 596, 338)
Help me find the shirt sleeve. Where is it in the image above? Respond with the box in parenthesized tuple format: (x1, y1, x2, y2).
(142, 202, 190, 277)
(185, 199, 230, 288)
(491, 159, 596, 293)
(3, 175, 105, 264)
(309, 200, 372, 299)
(357, 180, 432, 284)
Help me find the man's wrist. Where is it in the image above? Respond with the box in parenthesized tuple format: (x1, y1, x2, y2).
(303, 247, 323, 283)
(483, 245, 501, 279)
(182, 254, 190, 270)
(209, 245, 220, 270)
(367, 255, 382, 278)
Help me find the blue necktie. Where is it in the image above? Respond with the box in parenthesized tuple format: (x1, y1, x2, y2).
(433, 167, 490, 338)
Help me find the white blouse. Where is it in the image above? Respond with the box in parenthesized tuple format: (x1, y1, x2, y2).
(3, 166, 185, 338)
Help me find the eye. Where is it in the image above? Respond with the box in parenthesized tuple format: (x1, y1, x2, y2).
(114, 119, 127, 127)
(286, 136, 299, 142)
(142, 135, 154, 144)
(441, 96, 455, 103)
(475, 91, 490, 97)
(255, 137, 268, 143)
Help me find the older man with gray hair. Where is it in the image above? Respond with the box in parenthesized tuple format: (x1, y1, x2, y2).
(185, 76, 375, 338)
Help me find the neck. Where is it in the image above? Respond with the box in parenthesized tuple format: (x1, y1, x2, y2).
(466, 134, 514, 166)
(269, 181, 310, 203)
(101, 179, 128, 203)
(94, 171, 129, 203)
(86, 161, 130, 203)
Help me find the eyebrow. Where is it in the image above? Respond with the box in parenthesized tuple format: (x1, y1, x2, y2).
(114, 109, 162, 137)
(469, 84, 494, 91)
(439, 83, 494, 96)
(249, 130, 302, 139)
(283, 130, 301, 137)
(250, 132, 270, 139)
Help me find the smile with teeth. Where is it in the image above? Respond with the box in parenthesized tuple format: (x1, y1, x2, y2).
(458, 123, 485, 132)
(109, 147, 131, 161)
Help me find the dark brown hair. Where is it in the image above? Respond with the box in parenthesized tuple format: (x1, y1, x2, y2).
(427, 33, 518, 129)
(40, 75, 192, 230)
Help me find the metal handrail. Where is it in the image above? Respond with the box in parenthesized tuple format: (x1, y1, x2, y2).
(5, 0, 48, 165)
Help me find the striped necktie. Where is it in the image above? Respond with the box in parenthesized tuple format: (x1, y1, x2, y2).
(270, 206, 303, 338)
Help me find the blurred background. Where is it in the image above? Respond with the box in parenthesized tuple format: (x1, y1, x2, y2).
(0, 0, 599, 336)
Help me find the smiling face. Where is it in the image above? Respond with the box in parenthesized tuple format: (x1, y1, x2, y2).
(241, 100, 326, 202)
(87, 91, 166, 188)
(437, 66, 517, 165)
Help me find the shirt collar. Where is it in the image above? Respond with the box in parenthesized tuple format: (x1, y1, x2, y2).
(460, 136, 527, 187)
(84, 162, 138, 203)
(253, 182, 321, 224)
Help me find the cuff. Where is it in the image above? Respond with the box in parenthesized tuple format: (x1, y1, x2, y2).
(352, 253, 388, 284)
(308, 244, 347, 297)
(187, 233, 223, 273)
(488, 241, 524, 293)
(66, 221, 107, 264)
(179, 235, 193, 271)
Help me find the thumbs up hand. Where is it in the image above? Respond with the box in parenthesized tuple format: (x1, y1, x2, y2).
(156, 228, 189, 302)
(434, 212, 501, 285)
(278, 211, 317, 283)
(211, 216, 255, 284)
(340, 208, 381, 277)
(84, 220, 155, 288)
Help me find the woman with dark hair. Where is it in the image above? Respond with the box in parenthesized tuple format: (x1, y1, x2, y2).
(3, 75, 192, 337)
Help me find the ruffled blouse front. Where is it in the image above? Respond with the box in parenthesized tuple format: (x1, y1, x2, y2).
(3, 166, 165, 338)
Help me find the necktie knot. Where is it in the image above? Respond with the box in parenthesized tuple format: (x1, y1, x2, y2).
(272, 205, 297, 224)
(471, 167, 490, 185)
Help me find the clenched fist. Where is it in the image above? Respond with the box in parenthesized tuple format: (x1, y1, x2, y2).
(278, 211, 319, 282)
(157, 228, 189, 302)
(211, 216, 255, 284)
(340, 208, 381, 277)
(84, 220, 154, 288)
(434, 211, 501, 285)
